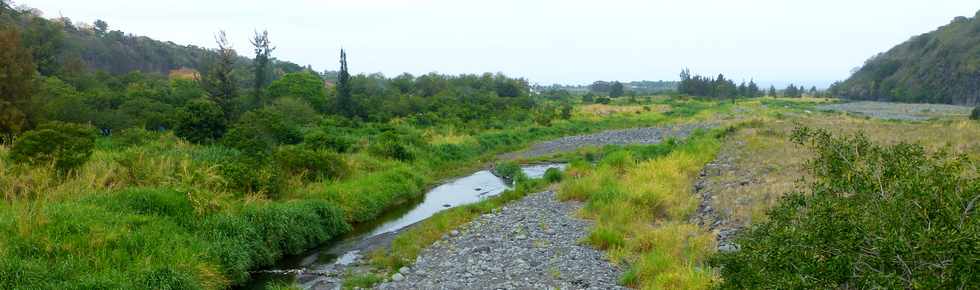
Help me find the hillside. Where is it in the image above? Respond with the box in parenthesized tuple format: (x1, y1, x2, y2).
(0, 5, 305, 78)
(832, 10, 980, 105)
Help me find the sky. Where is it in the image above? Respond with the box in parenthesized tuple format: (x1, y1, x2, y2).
(17, 0, 980, 88)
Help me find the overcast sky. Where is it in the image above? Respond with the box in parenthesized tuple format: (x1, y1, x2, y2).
(18, 0, 980, 87)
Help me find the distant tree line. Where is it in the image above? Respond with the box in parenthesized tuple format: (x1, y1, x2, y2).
(0, 3, 544, 144)
(679, 69, 825, 99)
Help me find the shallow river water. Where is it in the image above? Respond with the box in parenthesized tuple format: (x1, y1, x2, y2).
(243, 163, 565, 289)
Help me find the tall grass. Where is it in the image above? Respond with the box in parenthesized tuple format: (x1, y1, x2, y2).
(558, 129, 723, 289)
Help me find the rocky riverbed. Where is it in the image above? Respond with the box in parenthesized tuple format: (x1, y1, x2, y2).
(375, 190, 626, 290)
(816, 101, 973, 121)
(499, 123, 714, 160)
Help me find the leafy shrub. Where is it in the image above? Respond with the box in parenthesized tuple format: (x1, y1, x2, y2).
(114, 127, 157, 147)
(9, 121, 97, 171)
(971, 105, 979, 120)
(712, 127, 980, 289)
(543, 167, 563, 183)
(304, 130, 355, 153)
(174, 98, 226, 144)
(368, 131, 416, 161)
(219, 157, 286, 198)
(273, 145, 347, 181)
(222, 109, 303, 155)
(493, 161, 524, 181)
(595, 97, 611, 104)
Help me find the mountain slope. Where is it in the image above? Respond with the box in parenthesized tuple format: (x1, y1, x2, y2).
(0, 5, 305, 78)
(833, 10, 980, 105)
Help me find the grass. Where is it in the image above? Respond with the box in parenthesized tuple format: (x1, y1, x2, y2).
(557, 129, 725, 289)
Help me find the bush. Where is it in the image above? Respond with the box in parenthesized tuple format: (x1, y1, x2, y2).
(222, 109, 303, 155)
(971, 105, 979, 120)
(219, 157, 286, 198)
(543, 167, 563, 183)
(304, 130, 355, 153)
(114, 127, 157, 147)
(273, 145, 347, 181)
(9, 121, 97, 171)
(595, 97, 611, 104)
(493, 161, 524, 181)
(712, 127, 980, 289)
(368, 131, 416, 161)
(175, 98, 226, 144)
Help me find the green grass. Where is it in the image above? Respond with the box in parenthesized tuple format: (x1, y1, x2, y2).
(0, 98, 736, 289)
(557, 128, 727, 289)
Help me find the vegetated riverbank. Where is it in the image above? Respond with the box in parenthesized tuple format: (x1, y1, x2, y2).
(0, 98, 728, 289)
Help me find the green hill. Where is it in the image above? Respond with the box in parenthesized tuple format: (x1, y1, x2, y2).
(0, 5, 305, 78)
(832, 10, 980, 105)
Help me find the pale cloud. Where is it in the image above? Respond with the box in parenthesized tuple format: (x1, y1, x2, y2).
(18, 0, 980, 87)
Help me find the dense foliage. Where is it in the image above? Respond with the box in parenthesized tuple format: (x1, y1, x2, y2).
(832, 10, 980, 105)
(9, 121, 96, 171)
(712, 127, 980, 289)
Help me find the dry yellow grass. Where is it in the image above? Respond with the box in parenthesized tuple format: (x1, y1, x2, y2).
(706, 111, 980, 227)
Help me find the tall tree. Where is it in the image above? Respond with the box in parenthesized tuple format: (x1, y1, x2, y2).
(768, 85, 777, 97)
(250, 30, 274, 102)
(748, 80, 760, 98)
(204, 31, 237, 120)
(93, 19, 108, 36)
(0, 27, 37, 141)
(336, 49, 355, 117)
(609, 81, 624, 97)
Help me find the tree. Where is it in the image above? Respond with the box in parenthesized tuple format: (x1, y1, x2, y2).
(335, 49, 356, 118)
(0, 27, 36, 142)
(748, 80, 760, 98)
(93, 19, 108, 36)
(250, 30, 274, 102)
(768, 85, 777, 97)
(22, 17, 65, 76)
(204, 31, 237, 120)
(971, 106, 979, 120)
(175, 98, 226, 144)
(609, 81, 624, 98)
(267, 71, 326, 111)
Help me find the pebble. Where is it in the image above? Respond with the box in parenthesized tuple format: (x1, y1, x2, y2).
(500, 123, 714, 159)
(376, 191, 626, 289)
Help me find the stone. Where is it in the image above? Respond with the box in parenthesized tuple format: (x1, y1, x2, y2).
(391, 273, 405, 282)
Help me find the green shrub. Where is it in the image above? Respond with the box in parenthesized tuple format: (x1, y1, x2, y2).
(222, 109, 303, 155)
(175, 98, 226, 144)
(971, 105, 979, 120)
(595, 97, 611, 104)
(273, 145, 347, 181)
(114, 127, 157, 147)
(304, 130, 354, 153)
(368, 131, 416, 161)
(9, 121, 97, 171)
(712, 127, 980, 289)
(493, 161, 524, 181)
(219, 157, 286, 198)
(543, 167, 563, 183)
